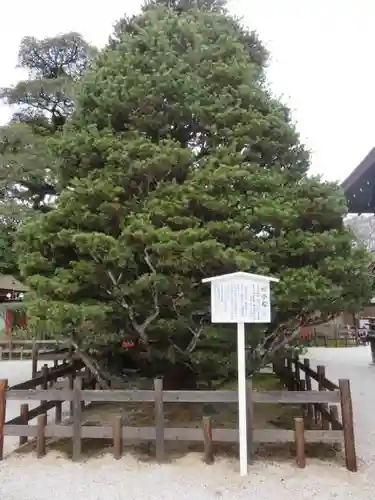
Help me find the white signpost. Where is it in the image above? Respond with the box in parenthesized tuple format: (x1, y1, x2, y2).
(202, 271, 279, 476)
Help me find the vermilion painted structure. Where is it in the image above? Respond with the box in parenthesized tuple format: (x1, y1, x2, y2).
(0, 275, 28, 337)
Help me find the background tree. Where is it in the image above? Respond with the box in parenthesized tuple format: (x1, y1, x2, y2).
(0, 32, 96, 222)
(16, 4, 373, 386)
(346, 215, 375, 252)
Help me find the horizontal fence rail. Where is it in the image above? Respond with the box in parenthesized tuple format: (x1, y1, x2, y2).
(5, 388, 342, 404)
(0, 339, 71, 362)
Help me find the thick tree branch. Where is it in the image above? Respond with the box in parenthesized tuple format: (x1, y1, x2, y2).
(171, 297, 207, 353)
(95, 248, 159, 347)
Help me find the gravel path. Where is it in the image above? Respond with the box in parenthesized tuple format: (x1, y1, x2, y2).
(0, 360, 65, 454)
(1, 347, 375, 500)
(305, 346, 375, 467)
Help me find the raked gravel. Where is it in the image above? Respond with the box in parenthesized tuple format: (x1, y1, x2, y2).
(1, 346, 375, 500)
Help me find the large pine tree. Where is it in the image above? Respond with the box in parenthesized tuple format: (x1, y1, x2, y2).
(16, 3, 373, 385)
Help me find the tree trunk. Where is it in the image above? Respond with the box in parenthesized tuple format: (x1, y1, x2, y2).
(161, 363, 198, 390)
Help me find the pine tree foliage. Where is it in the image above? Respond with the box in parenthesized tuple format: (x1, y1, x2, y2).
(0, 33, 95, 221)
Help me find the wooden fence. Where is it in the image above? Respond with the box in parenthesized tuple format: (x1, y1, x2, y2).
(0, 358, 86, 458)
(273, 356, 356, 471)
(0, 371, 356, 471)
(298, 329, 365, 348)
(0, 339, 71, 364)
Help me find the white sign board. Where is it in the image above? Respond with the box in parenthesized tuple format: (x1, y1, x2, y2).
(211, 278, 270, 323)
(202, 271, 279, 477)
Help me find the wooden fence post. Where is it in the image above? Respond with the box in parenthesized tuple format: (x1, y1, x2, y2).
(42, 364, 49, 388)
(68, 369, 75, 417)
(299, 379, 306, 416)
(247, 379, 254, 460)
(19, 403, 29, 446)
(303, 358, 313, 424)
(0, 379, 7, 460)
(286, 358, 293, 389)
(339, 379, 357, 472)
(72, 376, 83, 462)
(36, 413, 47, 458)
(68, 340, 73, 361)
(294, 356, 301, 390)
(41, 364, 49, 406)
(31, 342, 38, 379)
(154, 378, 165, 462)
(55, 401, 62, 424)
(112, 416, 122, 460)
(294, 417, 306, 468)
(329, 405, 342, 452)
(202, 416, 214, 464)
(317, 365, 329, 428)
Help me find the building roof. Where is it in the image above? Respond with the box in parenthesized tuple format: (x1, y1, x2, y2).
(341, 147, 375, 213)
(0, 275, 28, 293)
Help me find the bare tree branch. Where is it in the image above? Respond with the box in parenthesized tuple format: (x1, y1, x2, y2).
(171, 297, 207, 353)
(186, 316, 206, 353)
(92, 248, 160, 348)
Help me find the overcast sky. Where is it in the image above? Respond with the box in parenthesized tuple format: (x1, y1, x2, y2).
(0, 0, 374, 182)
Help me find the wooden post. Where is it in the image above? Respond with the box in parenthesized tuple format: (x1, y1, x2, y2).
(68, 340, 73, 361)
(8, 339, 12, 360)
(55, 401, 62, 424)
(0, 379, 7, 460)
(294, 356, 301, 390)
(154, 378, 165, 462)
(339, 379, 357, 472)
(202, 416, 214, 464)
(112, 416, 122, 460)
(68, 369, 75, 417)
(31, 342, 38, 379)
(329, 405, 342, 452)
(41, 364, 49, 406)
(72, 376, 83, 462)
(294, 417, 306, 468)
(36, 413, 47, 458)
(54, 359, 58, 369)
(317, 365, 328, 428)
(286, 358, 293, 389)
(19, 403, 29, 446)
(247, 379, 254, 460)
(303, 358, 313, 425)
(20, 346, 24, 361)
(42, 364, 49, 389)
(370, 340, 375, 364)
(299, 379, 306, 416)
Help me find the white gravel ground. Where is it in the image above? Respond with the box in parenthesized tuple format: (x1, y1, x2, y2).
(1, 347, 375, 500)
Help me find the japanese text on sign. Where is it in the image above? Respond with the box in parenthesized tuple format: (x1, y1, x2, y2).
(210, 279, 270, 323)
